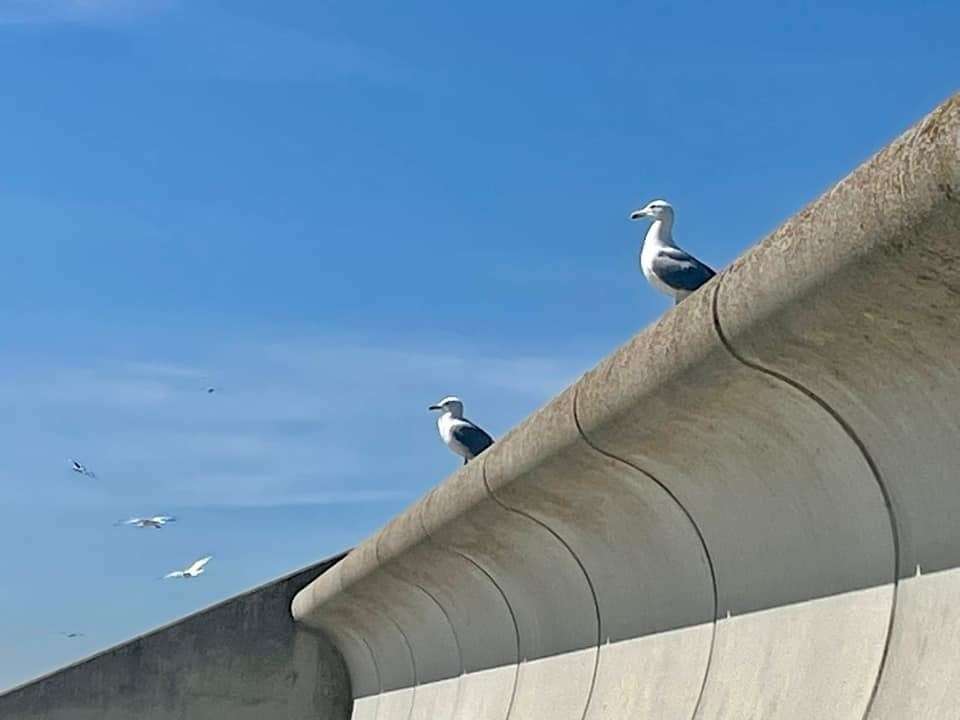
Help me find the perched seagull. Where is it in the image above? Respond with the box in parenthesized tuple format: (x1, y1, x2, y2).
(630, 199, 716, 304)
(116, 515, 176, 529)
(164, 556, 212, 579)
(429, 396, 494, 465)
(70, 459, 96, 478)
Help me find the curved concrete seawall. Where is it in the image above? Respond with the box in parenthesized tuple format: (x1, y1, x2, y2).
(293, 93, 960, 719)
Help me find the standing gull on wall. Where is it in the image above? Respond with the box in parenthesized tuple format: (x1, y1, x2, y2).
(630, 199, 716, 304)
(429, 396, 494, 465)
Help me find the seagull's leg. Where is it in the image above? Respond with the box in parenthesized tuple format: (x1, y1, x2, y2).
(463, 457, 468, 466)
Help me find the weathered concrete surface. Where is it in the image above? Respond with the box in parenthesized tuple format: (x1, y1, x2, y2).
(0, 554, 352, 720)
(293, 92, 960, 719)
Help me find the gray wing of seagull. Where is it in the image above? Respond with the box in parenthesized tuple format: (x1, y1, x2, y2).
(451, 421, 494, 458)
(651, 246, 716, 297)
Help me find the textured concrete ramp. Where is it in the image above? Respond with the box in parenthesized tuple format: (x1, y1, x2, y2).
(293, 93, 960, 719)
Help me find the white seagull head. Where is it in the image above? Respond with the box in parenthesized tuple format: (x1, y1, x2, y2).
(630, 199, 674, 222)
(429, 396, 464, 418)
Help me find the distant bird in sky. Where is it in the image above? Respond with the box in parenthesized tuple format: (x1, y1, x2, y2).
(58, 632, 85, 639)
(70, 459, 96, 478)
(630, 199, 716, 304)
(429, 396, 494, 465)
(164, 556, 212, 579)
(206, 387, 216, 394)
(116, 515, 176, 529)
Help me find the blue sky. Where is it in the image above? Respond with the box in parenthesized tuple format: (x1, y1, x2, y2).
(1, 0, 957, 691)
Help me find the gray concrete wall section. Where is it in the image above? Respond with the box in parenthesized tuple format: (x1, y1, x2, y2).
(293, 93, 960, 719)
(0, 554, 352, 720)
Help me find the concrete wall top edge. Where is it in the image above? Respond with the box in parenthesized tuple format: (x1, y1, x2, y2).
(292, 92, 960, 627)
(717, 91, 960, 346)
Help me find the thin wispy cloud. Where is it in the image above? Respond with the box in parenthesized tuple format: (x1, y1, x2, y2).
(0, 0, 172, 24)
(197, 489, 410, 509)
(124, 361, 206, 380)
(0, 334, 590, 510)
(153, 17, 420, 88)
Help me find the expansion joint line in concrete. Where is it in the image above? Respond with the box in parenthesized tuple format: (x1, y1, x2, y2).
(480, 456, 603, 720)
(710, 280, 902, 720)
(571, 383, 720, 720)
(359, 634, 383, 719)
(382, 611, 418, 720)
(418, 511, 522, 719)
(375, 540, 466, 713)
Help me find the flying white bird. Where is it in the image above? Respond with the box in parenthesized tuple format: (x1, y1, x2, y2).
(429, 396, 494, 465)
(116, 515, 176, 529)
(164, 556, 212, 579)
(630, 199, 716, 304)
(70, 459, 96, 478)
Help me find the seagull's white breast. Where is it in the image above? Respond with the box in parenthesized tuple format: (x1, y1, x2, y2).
(640, 223, 684, 300)
(641, 246, 680, 298)
(437, 414, 471, 458)
(437, 414, 455, 444)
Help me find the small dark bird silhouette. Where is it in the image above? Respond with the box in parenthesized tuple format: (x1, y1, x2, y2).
(70, 460, 96, 478)
(206, 387, 216, 394)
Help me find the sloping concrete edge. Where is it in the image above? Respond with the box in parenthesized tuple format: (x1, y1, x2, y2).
(293, 92, 960, 720)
